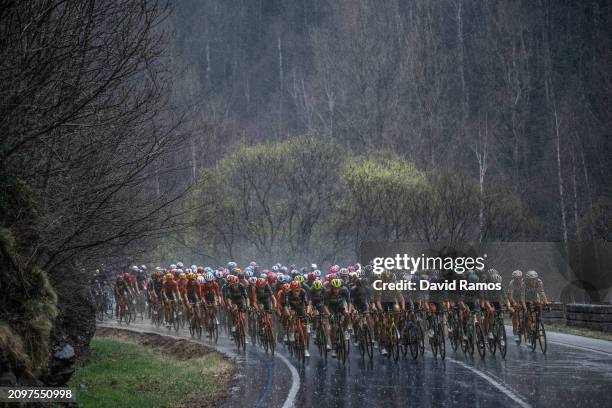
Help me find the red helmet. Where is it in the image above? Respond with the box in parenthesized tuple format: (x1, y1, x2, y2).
(123, 272, 130, 279)
(330, 265, 340, 273)
(327, 273, 337, 281)
(267, 273, 277, 283)
(197, 266, 204, 273)
(290, 281, 301, 291)
(348, 265, 356, 273)
(228, 275, 239, 285)
(222, 270, 229, 278)
(256, 278, 267, 288)
(282, 283, 290, 292)
(249, 261, 257, 267)
(116, 274, 123, 281)
(307, 272, 316, 281)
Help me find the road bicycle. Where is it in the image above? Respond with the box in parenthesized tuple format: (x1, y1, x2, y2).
(353, 310, 374, 361)
(428, 309, 446, 360)
(188, 301, 203, 339)
(229, 304, 247, 352)
(329, 312, 350, 365)
(525, 303, 548, 354)
(311, 312, 328, 362)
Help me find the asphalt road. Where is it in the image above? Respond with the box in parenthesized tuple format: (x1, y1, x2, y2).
(99, 320, 612, 408)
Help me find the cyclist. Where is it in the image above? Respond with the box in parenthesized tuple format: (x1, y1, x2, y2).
(284, 280, 310, 357)
(483, 269, 512, 341)
(113, 274, 134, 318)
(508, 270, 526, 343)
(162, 273, 182, 327)
(373, 270, 405, 354)
(184, 272, 201, 314)
(349, 271, 372, 346)
(223, 275, 250, 339)
(325, 278, 352, 358)
(251, 277, 278, 337)
(308, 279, 331, 351)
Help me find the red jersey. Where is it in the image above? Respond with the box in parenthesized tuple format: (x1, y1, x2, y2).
(162, 280, 178, 297)
(201, 281, 221, 299)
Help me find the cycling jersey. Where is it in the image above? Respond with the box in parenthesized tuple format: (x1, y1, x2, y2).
(508, 278, 525, 303)
(308, 287, 326, 307)
(162, 280, 179, 299)
(325, 286, 350, 312)
(525, 279, 547, 303)
(186, 280, 200, 303)
(201, 281, 221, 302)
(349, 280, 370, 312)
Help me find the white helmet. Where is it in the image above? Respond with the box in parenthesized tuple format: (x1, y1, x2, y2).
(170, 264, 177, 269)
(140, 265, 147, 270)
(176, 262, 184, 268)
(196, 276, 205, 284)
(190, 264, 197, 271)
(512, 270, 522, 278)
(206, 272, 215, 282)
(310, 263, 318, 271)
(526, 270, 538, 279)
(249, 276, 257, 285)
(131, 265, 139, 272)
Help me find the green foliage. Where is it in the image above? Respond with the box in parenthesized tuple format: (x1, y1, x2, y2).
(69, 337, 232, 408)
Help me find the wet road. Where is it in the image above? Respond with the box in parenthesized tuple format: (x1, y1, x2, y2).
(100, 321, 612, 408)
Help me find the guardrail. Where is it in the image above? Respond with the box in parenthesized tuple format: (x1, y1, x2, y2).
(542, 302, 565, 325)
(565, 303, 612, 332)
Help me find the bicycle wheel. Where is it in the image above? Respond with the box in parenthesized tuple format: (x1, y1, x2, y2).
(338, 328, 347, 365)
(189, 316, 196, 337)
(497, 321, 507, 359)
(537, 320, 547, 354)
(449, 319, 459, 352)
(363, 325, 373, 360)
(267, 324, 276, 355)
(408, 325, 419, 360)
(317, 322, 327, 362)
(467, 326, 475, 356)
(173, 309, 180, 333)
(391, 328, 400, 363)
(487, 328, 497, 355)
(437, 321, 446, 360)
(475, 324, 486, 359)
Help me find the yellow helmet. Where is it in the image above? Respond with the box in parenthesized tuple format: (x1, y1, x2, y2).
(165, 273, 174, 281)
(188, 273, 196, 280)
(179, 272, 186, 280)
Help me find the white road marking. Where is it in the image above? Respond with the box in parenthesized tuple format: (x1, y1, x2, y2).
(548, 340, 612, 357)
(274, 351, 300, 408)
(445, 356, 531, 408)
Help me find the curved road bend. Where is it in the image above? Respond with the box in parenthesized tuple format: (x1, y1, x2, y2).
(99, 322, 612, 408)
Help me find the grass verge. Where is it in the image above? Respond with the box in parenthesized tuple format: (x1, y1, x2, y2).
(68, 336, 233, 408)
(547, 323, 612, 342)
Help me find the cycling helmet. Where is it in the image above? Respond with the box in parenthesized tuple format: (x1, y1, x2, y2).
(164, 273, 173, 281)
(355, 263, 361, 272)
(131, 265, 139, 272)
(140, 265, 147, 270)
(271, 265, 279, 272)
(312, 279, 323, 290)
(233, 267, 242, 275)
(190, 264, 197, 271)
(176, 268, 183, 274)
(228, 275, 239, 285)
(256, 278, 267, 288)
(204, 272, 214, 282)
(330, 265, 340, 273)
(310, 263, 318, 271)
(347, 265, 356, 273)
(245, 269, 253, 277)
(227, 261, 237, 270)
(179, 272, 186, 280)
(196, 266, 204, 273)
(330, 278, 343, 288)
(215, 270, 223, 279)
(491, 273, 503, 283)
(339, 267, 349, 277)
(327, 272, 337, 281)
(123, 272, 130, 279)
(526, 270, 538, 279)
(249, 261, 257, 268)
(314, 269, 321, 277)
(196, 276, 205, 284)
(282, 283, 290, 293)
(281, 266, 288, 273)
(169, 263, 177, 269)
(512, 270, 523, 278)
(177, 262, 184, 268)
(184, 268, 192, 274)
(116, 274, 123, 281)
(467, 271, 479, 283)
(307, 272, 316, 281)
(267, 273, 277, 283)
(294, 275, 305, 284)
(290, 281, 301, 290)
(249, 276, 258, 285)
